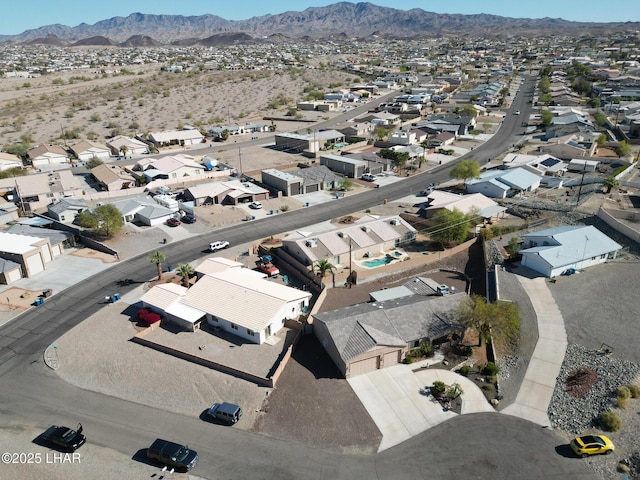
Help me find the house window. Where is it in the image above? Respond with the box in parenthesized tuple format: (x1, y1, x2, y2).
(210, 316, 218, 322)
(60, 215, 65, 221)
(231, 323, 238, 330)
(171, 173, 177, 178)
(247, 329, 254, 336)
(600, 254, 606, 259)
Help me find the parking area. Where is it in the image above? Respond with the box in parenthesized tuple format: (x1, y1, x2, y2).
(547, 257, 640, 365)
(348, 363, 494, 452)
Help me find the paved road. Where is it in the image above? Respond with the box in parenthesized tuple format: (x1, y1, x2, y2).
(0, 365, 596, 480)
(0, 74, 597, 479)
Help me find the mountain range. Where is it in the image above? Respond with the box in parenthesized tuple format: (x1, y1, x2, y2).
(1, 2, 637, 46)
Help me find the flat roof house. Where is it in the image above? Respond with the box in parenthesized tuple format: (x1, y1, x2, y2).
(465, 167, 542, 199)
(519, 225, 621, 278)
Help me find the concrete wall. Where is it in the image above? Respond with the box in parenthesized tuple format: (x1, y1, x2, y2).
(598, 206, 640, 243)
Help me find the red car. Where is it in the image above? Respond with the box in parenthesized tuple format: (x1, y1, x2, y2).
(256, 261, 279, 277)
(166, 217, 181, 227)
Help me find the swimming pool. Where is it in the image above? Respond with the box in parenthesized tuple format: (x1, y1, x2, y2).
(362, 251, 402, 269)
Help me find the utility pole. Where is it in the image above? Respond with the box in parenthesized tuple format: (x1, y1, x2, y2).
(238, 146, 243, 175)
(576, 164, 587, 204)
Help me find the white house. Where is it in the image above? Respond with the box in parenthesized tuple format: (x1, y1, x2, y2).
(519, 225, 621, 278)
(0, 152, 23, 171)
(70, 140, 111, 162)
(465, 167, 542, 198)
(140, 258, 312, 343)
(27, 144, 69, 168)
(106, 135, 149, 156)
(148, 129, 204, 147)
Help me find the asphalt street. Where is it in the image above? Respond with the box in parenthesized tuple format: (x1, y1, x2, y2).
(0, 74, 596, 479)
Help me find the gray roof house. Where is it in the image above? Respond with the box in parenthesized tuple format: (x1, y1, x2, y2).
(519, 225, 621, 278)
(465, 167, 542, 199)
(46, 198, 88, 223)
(313, 292, 467, 377)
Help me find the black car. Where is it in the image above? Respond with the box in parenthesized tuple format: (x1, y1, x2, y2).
(40, 424, 86, 451)
(147, 438, 199, 471)
(181, 214, 196, 224)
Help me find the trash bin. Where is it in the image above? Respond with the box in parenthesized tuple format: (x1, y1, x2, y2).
(43, 289, 53, 298)
(34, 298, 44, 306)
(168, 265, 173, 272)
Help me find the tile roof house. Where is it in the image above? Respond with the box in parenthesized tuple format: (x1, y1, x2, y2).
(106, 135, 150, 156)
(0, 152, 23, 171)
(183, 179, 269, 206)
(313, 291, 467, 377)
(2, 170, 83, 213)
(465, 167, 542, 199)
(91, 163, 137, 191)
(134, 153, 205, 182)
(70, 140, 111, 162)
(519, 225, 621, 278)
(148, 129, 204, 147)
(140, 258, 312, 343)
(27, 144, 69, 168)
(282, 215, 416, 268)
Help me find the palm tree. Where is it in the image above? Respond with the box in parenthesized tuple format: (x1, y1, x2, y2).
(176, 263, 195, 288)
(419, 139, 430, 168)
(119, 144, 128, 159)
(149, 251, 166, 280)
(314, 259, 335, 278)
(604, 176, 620, 194)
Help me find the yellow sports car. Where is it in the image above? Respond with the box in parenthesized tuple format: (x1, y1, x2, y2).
(570, 435, 615, 457)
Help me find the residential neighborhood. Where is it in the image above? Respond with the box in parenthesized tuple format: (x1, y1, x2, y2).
(0, 4, 639, 480)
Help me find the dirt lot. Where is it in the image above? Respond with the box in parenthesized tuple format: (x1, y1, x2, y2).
(0, 64, 360, 147)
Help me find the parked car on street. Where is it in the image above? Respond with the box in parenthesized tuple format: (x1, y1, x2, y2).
(209, 241, 230, 252)
(39, 424, 86, 452)
(206, 402, 243, 425)
(166, 217, 181, 227)
(147, 438, 199, 471)
(570, 435, 615, 457)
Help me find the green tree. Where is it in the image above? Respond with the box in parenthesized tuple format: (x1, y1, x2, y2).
(76, 204, 123, 237)
(419, 139, 430, 167)
(616, 140, 631, 157)
(374, 126, 393, 141)
(596, 133, 607, 147)
(220, 129, 230, 141)
(604, 176, 620, 193)
(537, 76, 551, 94)
(176, 263, 195, 288)
(340, 177, 353, 190)
(538, 93, 553, 105)
(594, 112, 608, 127)
(149, 251, 166, 280)
(454, 294, 520, 346)
(460, 104, 478, 117)
(540, 109, 553, 127)
(429, 208, 471, 246)
(119, 144, 128, 159)
(505, 237, 521, 258)
(314, 259, 335, 278)
(449, 159, 480, 183)
(86, 157, 104, 169)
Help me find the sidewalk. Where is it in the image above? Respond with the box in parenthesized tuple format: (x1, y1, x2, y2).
(501, 276, 567, 427)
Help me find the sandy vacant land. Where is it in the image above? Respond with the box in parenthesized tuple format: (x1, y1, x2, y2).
(0, 60, 362, 147)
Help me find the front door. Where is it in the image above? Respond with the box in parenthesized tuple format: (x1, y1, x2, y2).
(265, 324, 272, 338)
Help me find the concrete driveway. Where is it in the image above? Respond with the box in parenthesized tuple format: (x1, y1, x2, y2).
(348, 362, 494, 452)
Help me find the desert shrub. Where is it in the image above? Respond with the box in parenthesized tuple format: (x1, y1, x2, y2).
(460, 345, 473, 357)
(431, 381, 446, 396)
(482, 384, 495, 392)
(599, 411, 621, 432)
(617, 386, 632, 400)
(459, 365, 471, 376)
(403, 355, 414, 364)
(481, 362, 500, 376)
(628, 384, 640, 398)
(420, 343, 434, 358)
(279, 205, 289, 212)
(617, 386, 631, 408)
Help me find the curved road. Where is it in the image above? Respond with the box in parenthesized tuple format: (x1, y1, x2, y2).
(0, 74, 596, 478)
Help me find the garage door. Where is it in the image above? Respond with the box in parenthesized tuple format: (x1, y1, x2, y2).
(306, 184, 318, 193)
(7, 269, 21, 283)
(26, 254, 44, 276)
(349, 356, 379, 376)
(52, 244, 62, 257)
(384, 351, 400, 367)
(40, 245, 52, 263)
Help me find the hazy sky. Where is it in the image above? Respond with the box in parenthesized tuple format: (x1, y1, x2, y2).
(1, 0, 638, 35)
